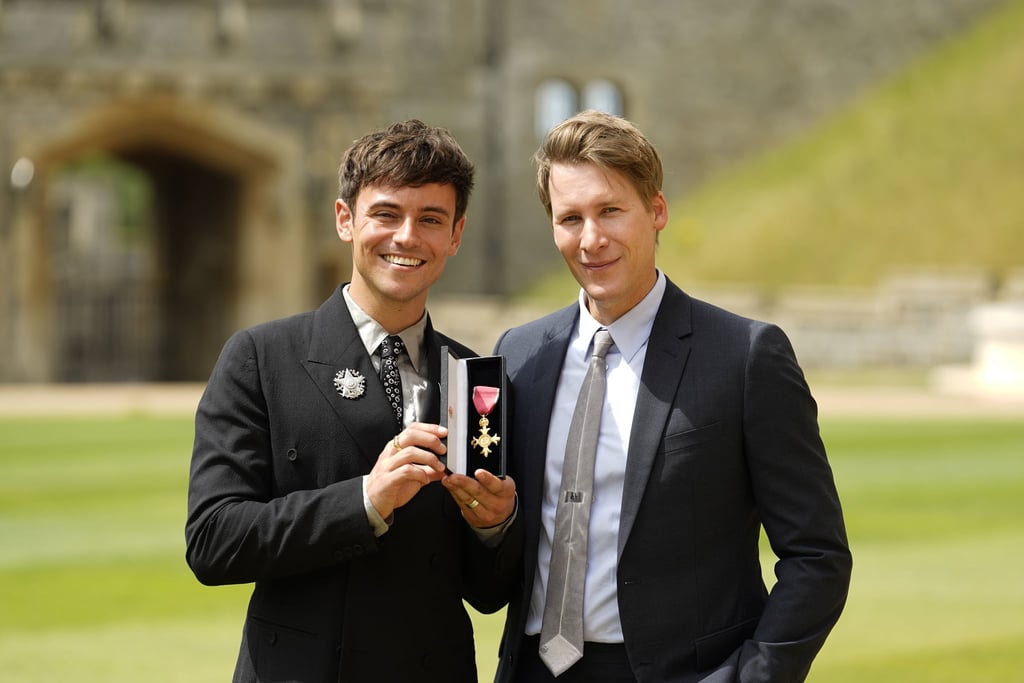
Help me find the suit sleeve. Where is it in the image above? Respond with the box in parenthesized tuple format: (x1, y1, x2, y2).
(185, 329, 378, 585)
(458, 505, 524, 614)
(443, 331, 525, 615)
(703, 324, 852, 682)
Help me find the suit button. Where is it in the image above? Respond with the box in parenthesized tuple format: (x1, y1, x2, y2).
(286, 448, 298, 461)
(268, 632, 278, 646)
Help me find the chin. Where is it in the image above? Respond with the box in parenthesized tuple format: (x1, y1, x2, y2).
(581, 276, 618, 296)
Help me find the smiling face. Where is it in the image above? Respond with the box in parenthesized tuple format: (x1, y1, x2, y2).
(548, 162, 668, 325)
(336, 182, 464, 331)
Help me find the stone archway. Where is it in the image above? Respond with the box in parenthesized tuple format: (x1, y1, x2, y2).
(14, 96, 306, 382)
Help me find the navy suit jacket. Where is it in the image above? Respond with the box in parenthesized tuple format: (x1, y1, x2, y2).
(493, 278, 851, 683)
(186, 286, 521, 683)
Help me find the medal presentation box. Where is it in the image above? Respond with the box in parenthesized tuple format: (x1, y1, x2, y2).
(440, 347, 507, 477)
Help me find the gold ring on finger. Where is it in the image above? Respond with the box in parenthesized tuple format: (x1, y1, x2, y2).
(466, 499, 480, 509)
(392, 433, 403, 451)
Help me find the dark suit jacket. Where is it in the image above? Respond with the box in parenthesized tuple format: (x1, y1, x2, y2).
(493, 278, 851, 683)
(185, 286, 521, 683)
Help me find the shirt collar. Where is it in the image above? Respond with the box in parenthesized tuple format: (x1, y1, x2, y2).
(574, 269, 665, 362)
(342, 285, 427, 372)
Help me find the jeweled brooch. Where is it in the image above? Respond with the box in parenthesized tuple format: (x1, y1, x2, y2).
(333, 369, 366, 399)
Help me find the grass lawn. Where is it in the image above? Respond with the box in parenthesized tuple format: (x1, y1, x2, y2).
(1, 415, 1022, 681)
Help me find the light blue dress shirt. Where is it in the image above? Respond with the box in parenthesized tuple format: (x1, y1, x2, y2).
(527, 270, 666, 643)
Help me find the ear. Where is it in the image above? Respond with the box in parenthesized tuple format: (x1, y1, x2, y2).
(447, 216, 466, 256)
(335, 199, 354, 243)
(652, 191, 669, 233)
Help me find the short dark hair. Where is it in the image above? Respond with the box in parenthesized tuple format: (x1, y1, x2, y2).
(535, 110, 663, 217)
(338, 119, 475, 222)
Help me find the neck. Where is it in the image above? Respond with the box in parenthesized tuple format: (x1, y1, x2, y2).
(585, 270, 658, 326)
(347, 284, 427, 334)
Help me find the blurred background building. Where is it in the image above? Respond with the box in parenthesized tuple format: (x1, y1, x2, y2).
(0, 0, 1012, 382)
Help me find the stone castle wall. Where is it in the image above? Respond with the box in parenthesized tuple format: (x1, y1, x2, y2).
(0, 0, 1011, 381)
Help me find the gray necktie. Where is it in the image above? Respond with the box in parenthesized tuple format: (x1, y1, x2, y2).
(379, 335, 404, 428)
(539, 328, 614, 677)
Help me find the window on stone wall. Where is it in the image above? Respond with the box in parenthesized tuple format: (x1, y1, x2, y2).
(582, 79, 624, 116)
(535, 78, 625, 141)
(96, 0, 125, 40)
(535, 79, 578, 142)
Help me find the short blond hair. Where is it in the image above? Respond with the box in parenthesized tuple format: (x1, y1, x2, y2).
(535, 110, 663, 217)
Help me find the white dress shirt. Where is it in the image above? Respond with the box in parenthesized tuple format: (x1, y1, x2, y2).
(343, 285, 429, 426)
(526, 270, 666, 642)
(344, 286, 429, 537)
(343, 285, 513, 544)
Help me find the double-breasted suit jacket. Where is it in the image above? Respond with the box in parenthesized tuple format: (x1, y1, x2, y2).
(186, 286, 521, 683)
(493, 278, 851, 683)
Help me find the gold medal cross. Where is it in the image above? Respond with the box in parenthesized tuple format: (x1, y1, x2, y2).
(471, 415, 501, 457)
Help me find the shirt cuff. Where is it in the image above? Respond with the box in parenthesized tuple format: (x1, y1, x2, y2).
(472, 494, 518, 548)
(362, 475, 393, 537)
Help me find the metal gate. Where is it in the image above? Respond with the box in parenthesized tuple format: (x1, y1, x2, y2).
(48, 160, 158, 382)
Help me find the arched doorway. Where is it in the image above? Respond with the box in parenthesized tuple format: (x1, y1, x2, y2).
(48, 150, 244, 381)
(23, 97, 299, 382)
(47, 155, 160, 381)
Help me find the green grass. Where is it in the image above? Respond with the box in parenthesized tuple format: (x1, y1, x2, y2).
(806, 420, 1024, 683)
(2, 415, 1023, 681)
(526, 0, 1024, 300)
(0, 417, 250, 681)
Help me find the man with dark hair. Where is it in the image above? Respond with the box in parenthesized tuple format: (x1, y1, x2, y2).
(494, 110, 851, 682)
(186, 119, 520, 683)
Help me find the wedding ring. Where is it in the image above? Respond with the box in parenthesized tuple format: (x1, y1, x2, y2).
(392, 433, 403, 451)
(466, 499, 480, 509)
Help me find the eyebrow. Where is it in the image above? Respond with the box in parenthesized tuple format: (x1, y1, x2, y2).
(366, 200, 452, 217)
(553, 198, 618, 217)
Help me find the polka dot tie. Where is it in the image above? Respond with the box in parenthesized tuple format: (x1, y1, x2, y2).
(379, 335, 404, 428)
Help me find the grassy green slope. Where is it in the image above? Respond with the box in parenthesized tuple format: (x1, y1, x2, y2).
(527, 0, 1024, 300)
(666, 0, 1024, 289)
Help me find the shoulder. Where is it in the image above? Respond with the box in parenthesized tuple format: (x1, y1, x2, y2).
(214, 310, 316, 366)
(498, 304, 577, 348)
(433, 330, 476, 359)
(690, 296, 766, 332)
(663, 279, 776, 337)
(655, 279, 799, 364)
(683, 298, 802, 375)
(239, 309, 315, 344)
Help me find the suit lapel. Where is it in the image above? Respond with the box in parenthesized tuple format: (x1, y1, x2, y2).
(521, 309, 577, 561)
(421, 320, 444, 421)
(301, 288, 395, 470)
(618, 282, 693, 558)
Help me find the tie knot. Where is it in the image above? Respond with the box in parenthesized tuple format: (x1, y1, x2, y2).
(592, 329, 613, 359)
(380, 335, 404, 360)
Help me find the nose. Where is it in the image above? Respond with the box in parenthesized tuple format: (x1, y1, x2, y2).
(579, 217, 606, 252)
(393, 216, 418, 245)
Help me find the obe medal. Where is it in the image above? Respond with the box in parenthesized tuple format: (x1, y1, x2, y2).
(470, 386, 501, 457)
